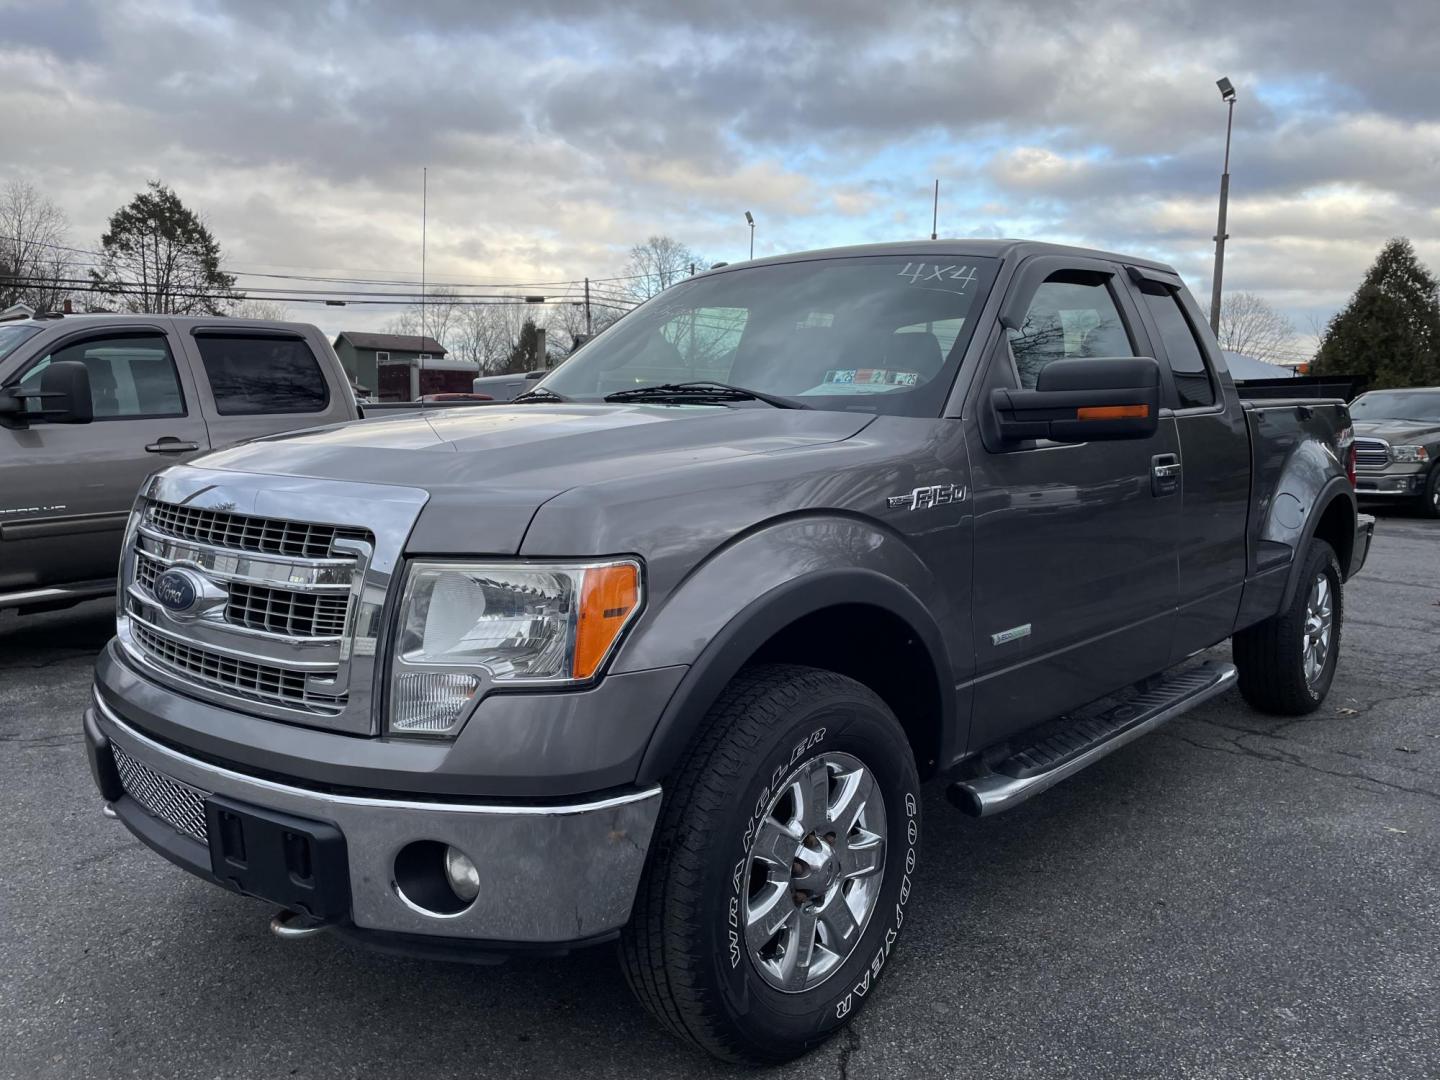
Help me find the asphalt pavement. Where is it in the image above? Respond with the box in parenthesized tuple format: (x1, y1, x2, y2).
(2, 508, 1436, 1079)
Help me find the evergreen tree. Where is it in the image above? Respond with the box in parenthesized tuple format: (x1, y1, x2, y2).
(1312, 238, 1440, 390)
(502, 319, 544, 374)
(91, 181, 238, 315)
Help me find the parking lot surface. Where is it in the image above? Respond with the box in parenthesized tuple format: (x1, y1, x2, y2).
(2, 510, 1437, 1080)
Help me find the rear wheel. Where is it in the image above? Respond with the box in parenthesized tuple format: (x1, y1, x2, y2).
(619, 664, 921, 1063)
(1232, 539, 1343, 715)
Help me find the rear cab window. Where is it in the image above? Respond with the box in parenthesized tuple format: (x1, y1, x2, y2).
(194, 334, 330, 415)
(1136, 282, 1216, 409)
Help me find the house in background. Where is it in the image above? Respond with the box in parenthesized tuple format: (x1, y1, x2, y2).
(332, 331, 477, 402)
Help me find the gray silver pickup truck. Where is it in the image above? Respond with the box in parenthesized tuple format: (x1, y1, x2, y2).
(0, 314, 358, 614)
(1349, 386, 1440, 516)
(83, 241, 1372, 1063)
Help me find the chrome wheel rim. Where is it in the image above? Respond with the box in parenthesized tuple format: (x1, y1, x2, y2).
(742, 751, 886, 993)
(1302, 571, 1334, 688)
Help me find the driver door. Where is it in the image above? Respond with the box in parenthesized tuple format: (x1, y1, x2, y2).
(0, 325, 210, 595)
(964, 257, 1181, 750)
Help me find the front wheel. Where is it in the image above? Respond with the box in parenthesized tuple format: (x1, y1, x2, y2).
(619, 664, 921, 1063)
(1232, 539, 1343, 715)
(1418, 466, 1440, 519)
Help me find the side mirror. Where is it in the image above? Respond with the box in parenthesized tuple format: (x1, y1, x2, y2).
(991, 357, 1160, 444)
(39, 361, 94, 423)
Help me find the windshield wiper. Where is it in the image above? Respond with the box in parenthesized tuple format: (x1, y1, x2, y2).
(603, 381, 810, 410)
(512, 386, 569, 403)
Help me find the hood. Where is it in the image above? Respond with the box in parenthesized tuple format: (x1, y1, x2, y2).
(1352, 419, 1440, 443)
(197, 404, 872, 554)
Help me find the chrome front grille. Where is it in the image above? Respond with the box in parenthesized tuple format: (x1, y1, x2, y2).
(119, 470, 426, 735)
(146, 500, 370, 559)
(1354, 438, 1389, 470)
(112, 741, 210, 844)
(226, 581, 350, 639)
(130, 617, 344, 713)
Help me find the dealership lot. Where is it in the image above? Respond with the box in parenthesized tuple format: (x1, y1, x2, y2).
(2, 510, 1436, 1080)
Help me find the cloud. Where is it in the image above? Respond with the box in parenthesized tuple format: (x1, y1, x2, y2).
(0, 0, 1436, 341)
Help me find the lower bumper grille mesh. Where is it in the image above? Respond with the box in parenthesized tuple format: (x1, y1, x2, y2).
(112, 742, 211, 845)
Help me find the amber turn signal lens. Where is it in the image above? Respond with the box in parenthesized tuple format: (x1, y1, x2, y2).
(573, 563, 640, 679)
(1076, 404, 1149, 421)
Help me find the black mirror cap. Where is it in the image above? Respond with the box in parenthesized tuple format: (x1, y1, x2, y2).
(993, 356, 1161, 444)
(39, 360, 94, 424)
(1035, 356, 1159, 394)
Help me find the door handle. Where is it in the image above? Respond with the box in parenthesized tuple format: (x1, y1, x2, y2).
(145, 437, 199, 454)
(1151, 453, 1181, 496)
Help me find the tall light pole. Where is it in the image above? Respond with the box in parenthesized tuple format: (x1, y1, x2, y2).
(744, 210, 755, 259)
(1210, 77, 1236, 335)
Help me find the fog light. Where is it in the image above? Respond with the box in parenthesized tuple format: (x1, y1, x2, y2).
(444, 846, 480, 902)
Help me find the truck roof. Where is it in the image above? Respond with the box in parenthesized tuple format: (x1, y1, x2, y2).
(705, 238, 1179, 277)
(0, 312, 315, 332)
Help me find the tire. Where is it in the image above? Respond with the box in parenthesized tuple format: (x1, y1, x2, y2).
(1232, 539, 1343, 715)
(619, 664, 921, 1063)
(1418, 465, 1440, 519)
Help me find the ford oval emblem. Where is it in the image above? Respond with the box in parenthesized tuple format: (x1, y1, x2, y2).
(152, 568, 199, 615)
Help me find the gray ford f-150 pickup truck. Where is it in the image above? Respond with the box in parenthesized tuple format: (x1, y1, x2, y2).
(83, 240, 1372, 1063)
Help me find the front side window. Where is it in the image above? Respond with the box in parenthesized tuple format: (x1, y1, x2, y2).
(15, 333, 184, 419)
(538, 255, 999, 416)
(1008, 274, 1134, 389)
(1138, 283, 1216, 409)
(195, 334, 329, 415)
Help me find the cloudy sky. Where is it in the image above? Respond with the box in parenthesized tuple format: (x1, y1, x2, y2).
(4, 0, 1438, 349)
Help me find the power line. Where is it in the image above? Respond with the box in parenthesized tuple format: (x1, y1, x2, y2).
(0, 232, 655, 291)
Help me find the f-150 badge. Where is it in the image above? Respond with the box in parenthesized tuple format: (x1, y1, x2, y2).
(887, 483, 967, 511)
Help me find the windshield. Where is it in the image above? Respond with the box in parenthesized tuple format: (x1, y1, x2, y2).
(539, 255, 999, 416)
(1350, 390, 1440, 423)
(0, 323, 42, 364)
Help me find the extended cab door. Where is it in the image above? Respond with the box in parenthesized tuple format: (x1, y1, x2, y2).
(0, 322, 210, 594)
(963, 257, 1181, 749)
(177, 326, 352, 448)
(1124, 267, 1250, 660)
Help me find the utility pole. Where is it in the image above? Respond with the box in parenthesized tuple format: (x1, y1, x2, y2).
(931, 179, 939, 240)
(584, 277, 592, 336)
(1211, 79, 1236, 336)
(419, 167, 427, 402)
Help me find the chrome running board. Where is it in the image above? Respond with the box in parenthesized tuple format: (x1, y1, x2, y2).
(948, 661, 1238, 818)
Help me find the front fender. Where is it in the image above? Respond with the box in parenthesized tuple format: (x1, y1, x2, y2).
(619, 514, 965, 786)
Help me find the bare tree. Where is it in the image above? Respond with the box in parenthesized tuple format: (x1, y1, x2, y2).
(451, 303, 533, 374)
(228, 298, 291, 321)
(1209, 292, 1297, 363)
(385, 285, 461, 351)
(623, 236, 702, 301)
(0, 180, 75, 312)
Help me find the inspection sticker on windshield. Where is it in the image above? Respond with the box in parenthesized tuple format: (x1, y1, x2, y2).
(823, 369, 919, 387)
(896, 263, 979, 291)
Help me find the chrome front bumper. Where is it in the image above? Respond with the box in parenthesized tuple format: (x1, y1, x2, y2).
(87, 694, 662, 944)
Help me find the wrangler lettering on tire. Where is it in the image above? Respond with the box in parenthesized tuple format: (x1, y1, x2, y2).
(618, 664, 921, 1063)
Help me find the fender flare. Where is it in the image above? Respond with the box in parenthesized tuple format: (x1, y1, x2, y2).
(634, 568, 957, 786)
(1279, 476, 1357, 610)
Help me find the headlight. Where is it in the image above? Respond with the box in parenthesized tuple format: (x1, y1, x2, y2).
(388, 559, 642, 737)
(1390, 444, 1429, 463)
